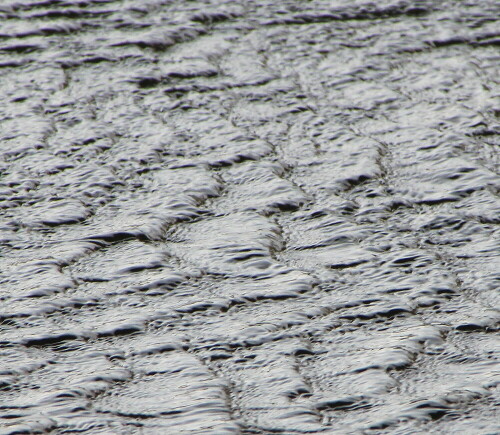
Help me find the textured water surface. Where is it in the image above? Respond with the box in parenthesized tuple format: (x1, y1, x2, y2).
(0, 0, 499, 433)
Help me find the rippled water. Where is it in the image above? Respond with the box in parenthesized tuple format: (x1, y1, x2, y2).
(1, 0, 499, 433)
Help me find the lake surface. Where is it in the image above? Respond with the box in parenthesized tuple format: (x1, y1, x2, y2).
(0, 0, 499, 433)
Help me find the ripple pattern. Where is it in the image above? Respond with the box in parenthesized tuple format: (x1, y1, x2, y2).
(0, 0, 499, 434)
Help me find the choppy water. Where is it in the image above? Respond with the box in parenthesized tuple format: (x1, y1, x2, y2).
(0, 0, 499, 433)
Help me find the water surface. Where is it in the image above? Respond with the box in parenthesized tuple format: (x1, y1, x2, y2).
(0, 0, 499, 433)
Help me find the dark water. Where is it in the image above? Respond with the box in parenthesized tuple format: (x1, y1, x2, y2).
(0, 0, 499, 433)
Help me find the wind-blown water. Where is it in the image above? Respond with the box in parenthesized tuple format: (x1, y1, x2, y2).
(0, 0, 499, 433)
